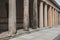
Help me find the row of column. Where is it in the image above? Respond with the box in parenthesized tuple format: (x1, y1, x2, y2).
(48, 6, 58, 27)
(39, 2, 48, 28)
(9, 0, 38, 34)
(9, 0, 59, 35)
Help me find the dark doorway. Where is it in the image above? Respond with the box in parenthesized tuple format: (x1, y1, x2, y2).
(0, 0, 9, 33)
(16, 0, 24, 30)
(29, 0, 33, 28)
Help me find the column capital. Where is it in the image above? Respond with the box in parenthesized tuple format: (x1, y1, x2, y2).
(44, 2, 48, 5)
(40, 1, 44, 3)
(49, 6, 52, 10)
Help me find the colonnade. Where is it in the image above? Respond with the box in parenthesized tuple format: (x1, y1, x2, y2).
(48, 6, 58, 27)
(8, 0, 59, 35)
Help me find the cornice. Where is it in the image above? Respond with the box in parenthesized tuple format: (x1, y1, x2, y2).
(50, 0, 60, 9)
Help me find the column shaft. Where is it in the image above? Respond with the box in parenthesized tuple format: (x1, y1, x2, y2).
(56, 11, 58, 25)
(54, 10, 57, 25)
(48, 6, 52, 27)
(23, 0, 29, 31)
(44, 4, 47, 27)
(52, 8, 55, 26)
(9, 0, 16, 34)
(32, 0, 38, 29)
(39, 1, 43, 28)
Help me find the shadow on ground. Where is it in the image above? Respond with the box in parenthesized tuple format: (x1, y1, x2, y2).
(53, 34, 60, 40)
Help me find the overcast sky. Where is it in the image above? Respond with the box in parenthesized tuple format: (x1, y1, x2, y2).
(55, 0, 60, 5)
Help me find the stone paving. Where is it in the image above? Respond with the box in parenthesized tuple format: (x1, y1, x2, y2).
(7, 26, 60, 40)
(53, 34, 60, 40)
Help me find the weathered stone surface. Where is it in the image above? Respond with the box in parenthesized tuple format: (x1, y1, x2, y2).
(9, 0, 16, 34)
(48, 6, 53, 27)
(9, 26, 60, 40)
(23, 0, 29, 31)
(39, 1, 43, 28)
(52, 8, 55, 26)
(44, 4, 48, 27)
(32, 0, 38, 29)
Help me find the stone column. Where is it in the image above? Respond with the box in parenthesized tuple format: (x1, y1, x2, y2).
(54, 10, 58, 26)
(52, 8, 55, 26)
(23, 0, 29, 31)
(56, 11, 58, 25)
(58, 12, 60, 24)
(54, 10, 57, 25)
(44, 3, 47, 27)
(48, 6, 52, 27)
(9, 0, 16, 34)
(57, 12, 58, 25)
(39, 1, 43, 28)
(32, 0, 38, 29)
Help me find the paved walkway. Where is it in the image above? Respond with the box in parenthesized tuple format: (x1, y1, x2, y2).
(10, 26, 60, 40)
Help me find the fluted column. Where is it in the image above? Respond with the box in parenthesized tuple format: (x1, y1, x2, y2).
(23, 0, 29, 31)
(32, 0, 38, 29)
(48, 6, 52, 27)
(44, 3, 47, 27)
(52, 8, 55, 26)
(54, 10, 58, 25)
(9, 0, 16, 34)
(54, 10, 57, 25)
(39, 1, 43, 28)
(56, 11, 58, 25)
